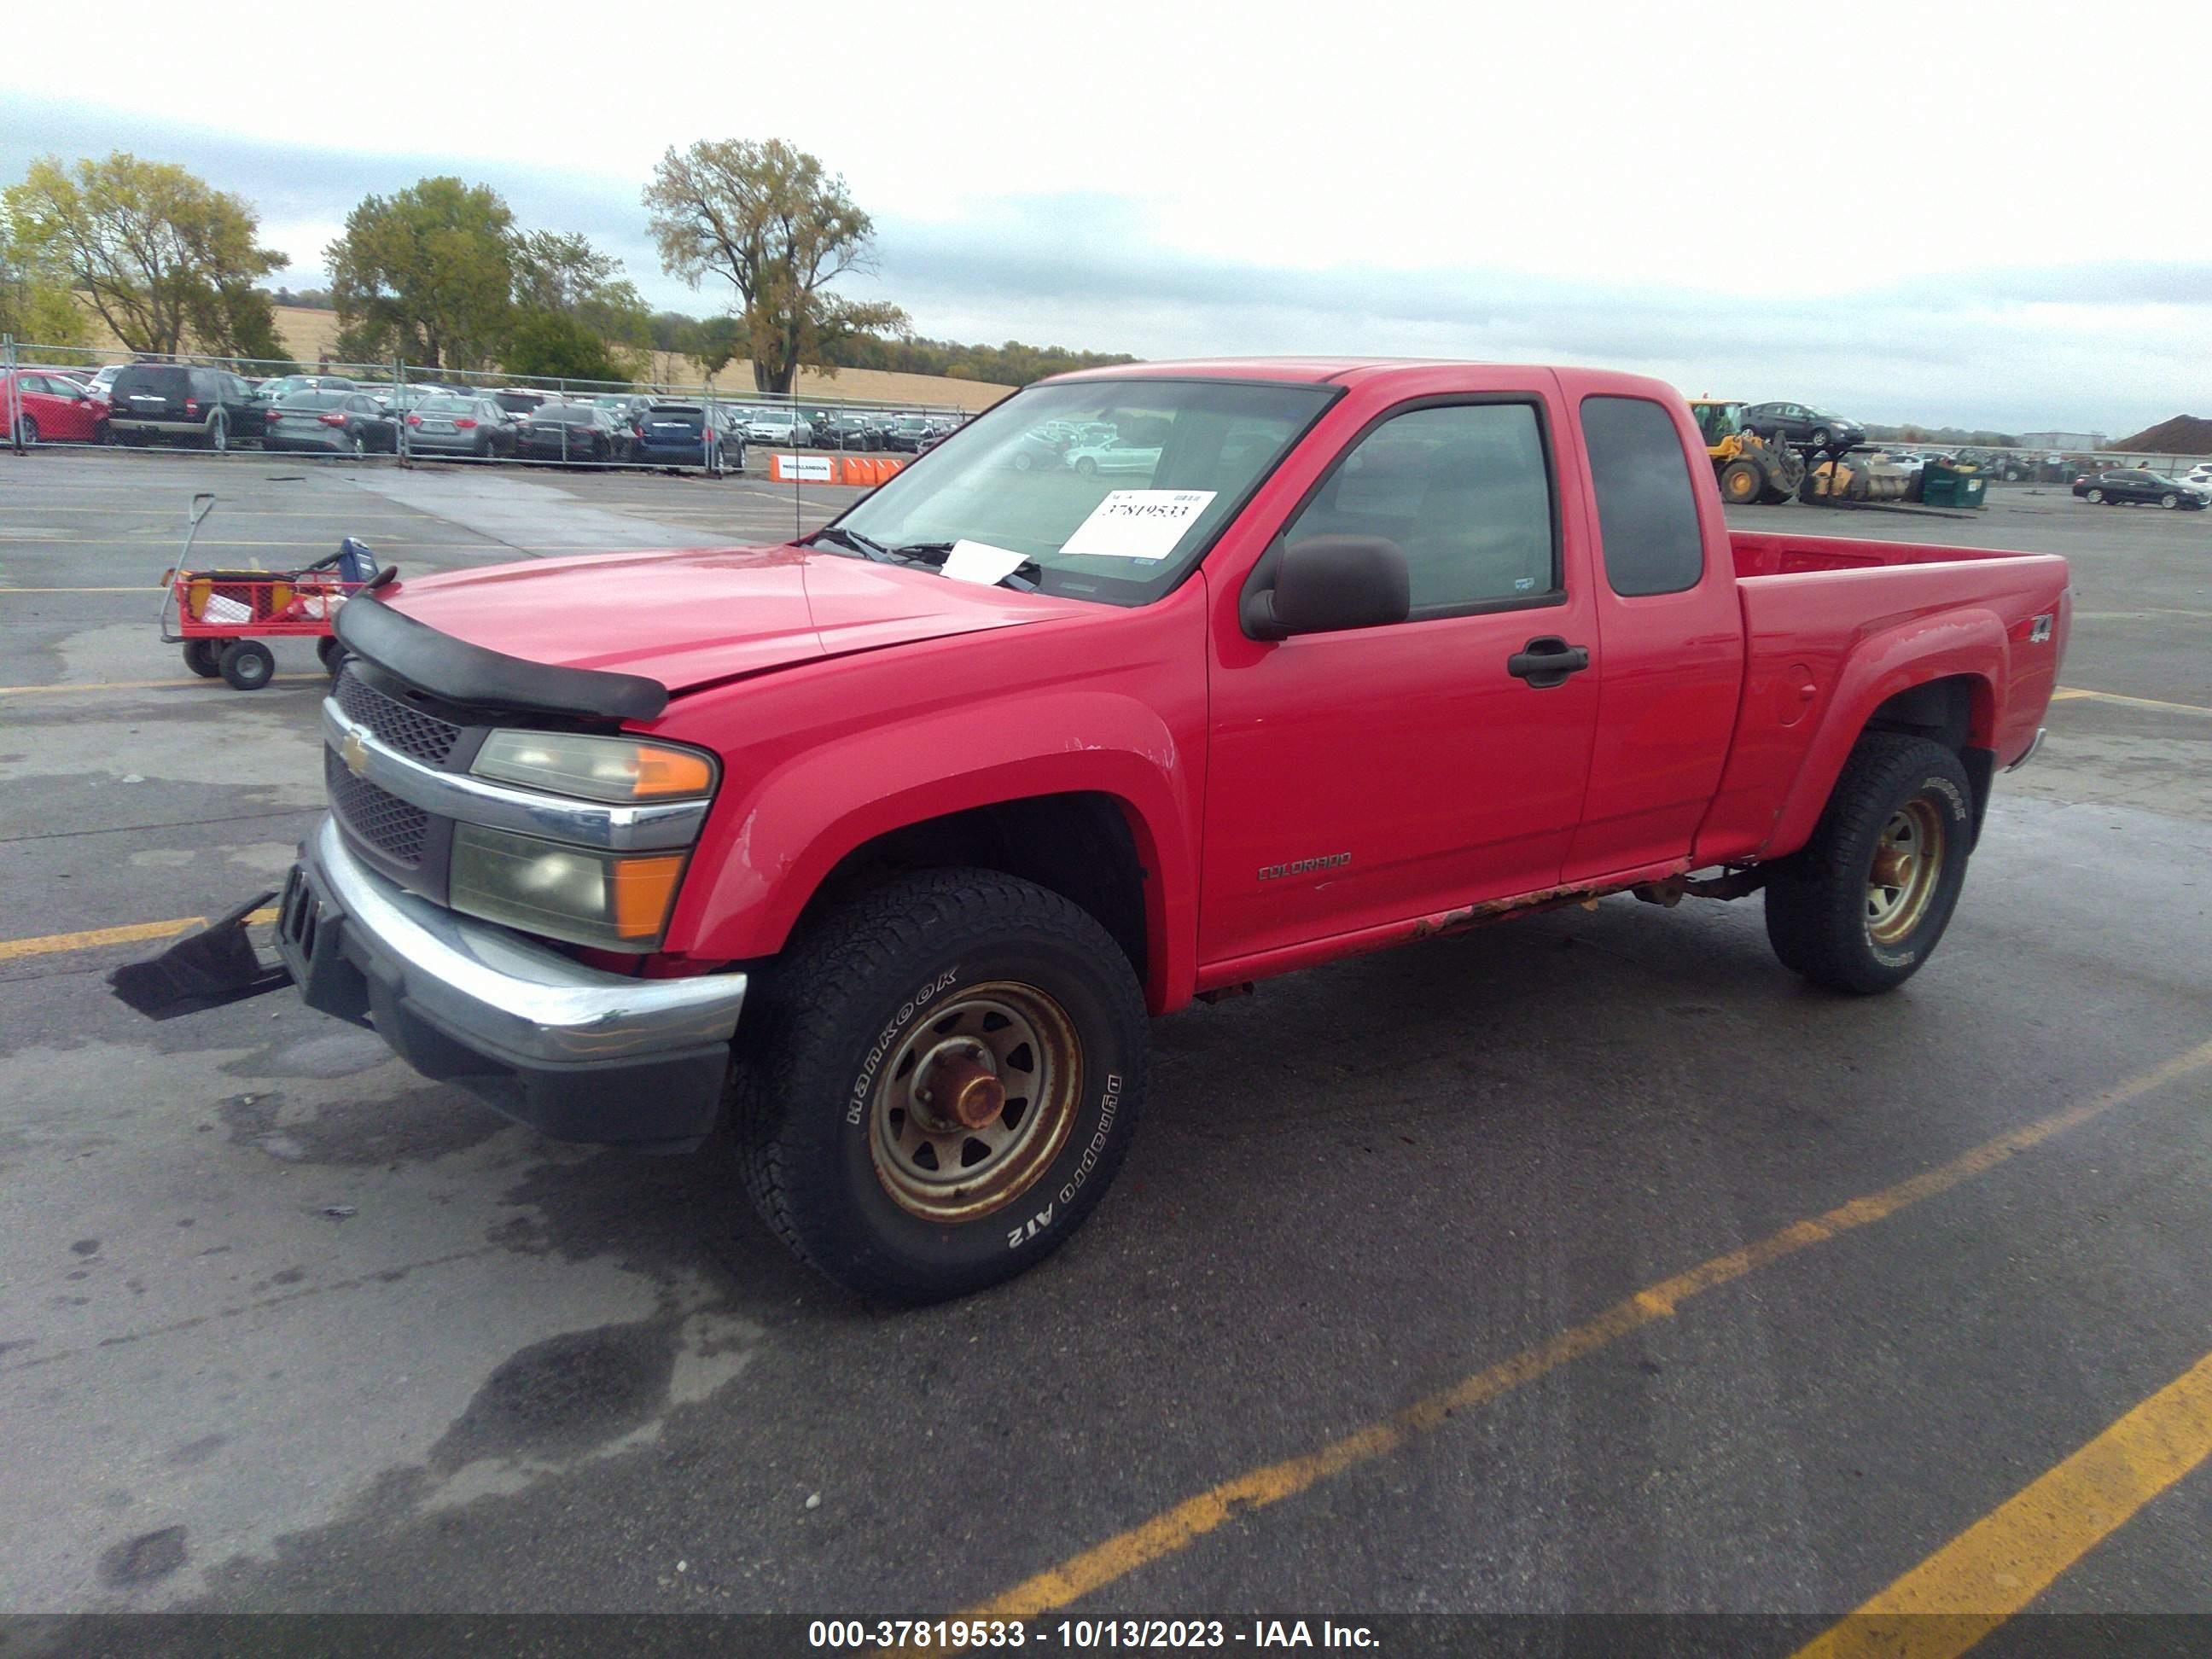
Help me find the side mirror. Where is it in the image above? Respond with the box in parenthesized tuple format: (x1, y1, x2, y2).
(1242, 535, 1410, 640)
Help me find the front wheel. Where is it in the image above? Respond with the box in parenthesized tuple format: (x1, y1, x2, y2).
(1074, 456, 1098, 476)
(2160, 493, 2180, 510)
(348, 434, 366, 460)
(317, 636, 344, 676)
(218, 638, 276, 691)
(1719, 459, 1762, 504)
(1763, 733, 1975, 994)
(1809, 427, 1831, 449)
(207, 413, 228, 453)
(14, 415, 38, 447)
(731, 868, 1149, 1303)
(182, 639, 222, 678)
(2085, 488, 2104, 503)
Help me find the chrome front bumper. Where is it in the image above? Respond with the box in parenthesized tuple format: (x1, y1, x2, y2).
(2005, 726, 2048, 772)
(279, 817, 746, 1148)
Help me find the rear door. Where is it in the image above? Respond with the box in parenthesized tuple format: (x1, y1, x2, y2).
(1201, 375, 1603, 966)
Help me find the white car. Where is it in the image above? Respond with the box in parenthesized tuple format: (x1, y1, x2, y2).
(747, 410, 812, 445)
(2182, 463, 2212, 491)
(1065, 442, 1162, 478)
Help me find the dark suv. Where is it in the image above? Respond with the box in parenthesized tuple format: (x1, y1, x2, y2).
(1741, 400, 1865, 455)
(107, 364, 263, 451)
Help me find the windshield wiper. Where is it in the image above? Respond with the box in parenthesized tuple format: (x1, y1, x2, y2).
(801, 525, 894, 562)
(888, 542, 1043, 591)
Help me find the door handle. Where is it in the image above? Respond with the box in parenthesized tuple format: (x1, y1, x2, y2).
(1505, 637, 1592, 688)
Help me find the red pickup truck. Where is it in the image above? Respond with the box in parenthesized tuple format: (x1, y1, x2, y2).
(272, 359, 2069, 1301)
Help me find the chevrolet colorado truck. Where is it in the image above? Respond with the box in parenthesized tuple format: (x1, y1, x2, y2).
(271, 359, 2069, 1301)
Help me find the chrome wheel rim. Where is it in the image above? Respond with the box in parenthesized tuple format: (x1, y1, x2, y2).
(869, 981, 1080, 1223)
(1866, 799, 1946, 945)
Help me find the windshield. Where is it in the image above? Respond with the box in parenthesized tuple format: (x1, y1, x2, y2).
(831, 378, 1336, 606)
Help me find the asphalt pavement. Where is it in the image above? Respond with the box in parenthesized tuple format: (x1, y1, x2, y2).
(1, 450, 2206, 1638)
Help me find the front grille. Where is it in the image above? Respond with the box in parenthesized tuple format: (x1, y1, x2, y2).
(335, 665, 462, 765)
(326, 748, 429, 868)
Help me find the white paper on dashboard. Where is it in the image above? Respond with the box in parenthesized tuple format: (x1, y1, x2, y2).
(940, 539, 1031, 585)
(1059, 490, 1218, 561)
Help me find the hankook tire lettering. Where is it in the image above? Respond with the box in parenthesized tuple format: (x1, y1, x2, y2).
(845, 967, 960, 1126)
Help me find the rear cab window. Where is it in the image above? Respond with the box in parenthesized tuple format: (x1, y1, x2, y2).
(1579, 396, 1706, 597)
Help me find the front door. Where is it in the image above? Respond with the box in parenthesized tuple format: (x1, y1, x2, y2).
(1201, 394, 1602, 968)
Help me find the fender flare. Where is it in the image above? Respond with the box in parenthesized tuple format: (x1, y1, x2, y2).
(1761, 609, 2007, 859)
(668, 690, 1198, 1010)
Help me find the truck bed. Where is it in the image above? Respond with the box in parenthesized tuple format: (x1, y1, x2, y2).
(1698, 532, 2072, 865)
(1730, 530, 2050, 579)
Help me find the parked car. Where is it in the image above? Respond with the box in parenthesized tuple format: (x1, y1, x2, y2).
(84, 364, 132, 401)
(1004, 431, 1068, 473)
(402, 396, 518, 461)
(489, 388, 550, 419)
(2075, 469, 2207, 509)
(3, 370, 110, 445)
(1742, 401, 1866, 453)
(266, 358, 2069, 1302)
(106, 364, 263, 451)
(882, 415, 936, 452)
(746, 409, 812, 445)
(707, 407, 752, 471)
(261, 390, 399, 457)
(2180, 463, 2212, 491)
(630, 402, 725, 469)
(259, 375, 358, 403)
(1065, 439, 1163, 477)
(817, 413, 884, 451)
(516, 404, 631, 464)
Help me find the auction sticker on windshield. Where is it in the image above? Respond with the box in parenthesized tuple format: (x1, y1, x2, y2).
(1060, 491, 1218, 560)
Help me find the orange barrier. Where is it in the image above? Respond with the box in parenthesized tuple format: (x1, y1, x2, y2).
(767, 453, 908, 486)
(766, 452, 836, 484)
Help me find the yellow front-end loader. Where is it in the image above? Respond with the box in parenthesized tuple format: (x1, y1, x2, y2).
(1693, 398, 1805, 505)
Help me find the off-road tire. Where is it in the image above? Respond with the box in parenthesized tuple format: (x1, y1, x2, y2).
(730, 867, 1149, 1303)
(1720, 459, 1762, 504)
(1764, 733, 1975, 994)
(218, 638, 276, 691)
(182, 639, 222, 678)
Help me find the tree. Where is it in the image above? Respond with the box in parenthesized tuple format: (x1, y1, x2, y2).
(3, 153, 283, 357)
(504, 310, 631, 386)
(326, 178, 515, 371)
(643, 139, 908, 394)
(509, 230, 650, 375)
(0, 201, 90, 348)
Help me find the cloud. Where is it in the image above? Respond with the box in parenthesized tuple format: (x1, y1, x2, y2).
(5, 105, 2205, 434)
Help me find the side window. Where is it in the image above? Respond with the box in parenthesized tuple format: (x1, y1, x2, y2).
(1281, 402, 1556, 619)
(1580, 395, 1706, 598)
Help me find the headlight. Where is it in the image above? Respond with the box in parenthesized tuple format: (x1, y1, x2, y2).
(472, 731, 717, 803)
(451, 824, 687, 951)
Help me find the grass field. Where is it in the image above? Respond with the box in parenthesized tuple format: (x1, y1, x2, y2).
(53, 302, 1016, 412)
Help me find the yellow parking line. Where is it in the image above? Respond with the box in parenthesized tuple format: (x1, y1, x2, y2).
(1792, 1347, 2212, 1659)
(0, 908, 279, 963)
(0, 675, 322, 696)
(2052, 686, 2212, 716)
(950, 1039, 2212, 1624)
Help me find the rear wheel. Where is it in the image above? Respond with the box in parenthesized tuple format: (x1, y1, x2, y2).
(14, 415, 38, 446)
(731, 868, 1148, 1302)
(218, 638, 276, 691)
(348, 433, 366, 460)
(181, 639, 222, 678)
(1074, 456, 1098, 476)
(1719, 459, 1762, 504)
(1763, 733, 1975, 994)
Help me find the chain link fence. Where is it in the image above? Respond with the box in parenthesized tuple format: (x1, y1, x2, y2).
(1, 335, 980, 476)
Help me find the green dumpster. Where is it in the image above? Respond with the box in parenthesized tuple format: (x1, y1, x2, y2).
(1919, 463, 1987, 509)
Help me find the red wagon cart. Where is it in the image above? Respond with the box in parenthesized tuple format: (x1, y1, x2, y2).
(157, 493, 392, 690)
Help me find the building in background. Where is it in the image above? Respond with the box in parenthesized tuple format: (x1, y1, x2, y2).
(2018, 431, 2107, 451)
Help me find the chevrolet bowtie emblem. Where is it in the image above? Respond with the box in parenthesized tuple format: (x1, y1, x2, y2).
(341, 729, 368, 777)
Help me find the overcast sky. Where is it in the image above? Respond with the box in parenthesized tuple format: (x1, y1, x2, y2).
(5, 0, 2206, 434)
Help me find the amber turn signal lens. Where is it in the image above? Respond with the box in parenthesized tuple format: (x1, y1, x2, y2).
(632, 746, 716, 799)
(611, 854, 687, 938)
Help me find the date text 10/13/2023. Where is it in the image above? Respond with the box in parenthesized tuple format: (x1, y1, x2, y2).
(806, 1620, 1380, 1649)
